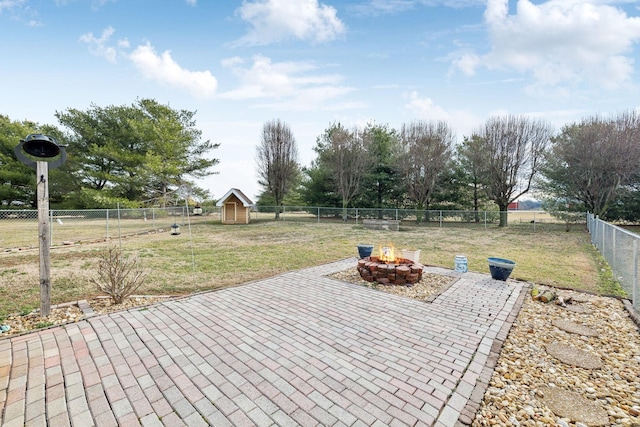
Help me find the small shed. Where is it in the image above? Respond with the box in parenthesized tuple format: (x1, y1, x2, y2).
(216, 188, 254, 224)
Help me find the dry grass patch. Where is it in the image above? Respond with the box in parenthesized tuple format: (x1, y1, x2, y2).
(0, 221, 607, 319)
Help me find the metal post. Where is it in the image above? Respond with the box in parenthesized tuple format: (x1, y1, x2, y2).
(36, 161, 51, 317)
(317, 207, 320, 223)
(533, 211, 536, 232)
(106, 208, 109, 240)
(634, 240, 638, 311)
(117, 203, 122, 250)
(49, 209, 53, 246)
(355, 208, 358, 225)
(612, 228, 617, 278)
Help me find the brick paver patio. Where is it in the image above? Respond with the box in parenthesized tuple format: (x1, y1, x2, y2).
(0, 259, 527, 426)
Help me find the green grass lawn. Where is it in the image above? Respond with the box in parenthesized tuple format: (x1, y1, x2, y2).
(0, 221, 621, 319)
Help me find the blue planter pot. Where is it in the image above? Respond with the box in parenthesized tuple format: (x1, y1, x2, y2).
(357, 244, 374, 259)
(488, 257, 516, 281)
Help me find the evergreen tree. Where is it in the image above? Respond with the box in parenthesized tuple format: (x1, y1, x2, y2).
(0, 116, 40, 207)
(355, 123, 402, 213)
(55, 99, 219, 207)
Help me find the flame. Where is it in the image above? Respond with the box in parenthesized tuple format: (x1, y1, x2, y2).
(378, 244, 396, 263)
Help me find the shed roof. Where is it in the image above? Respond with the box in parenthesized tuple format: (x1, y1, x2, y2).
(216, 188, 254, 207)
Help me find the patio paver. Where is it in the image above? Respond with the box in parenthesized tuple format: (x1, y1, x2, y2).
(0, 258, 527, 426)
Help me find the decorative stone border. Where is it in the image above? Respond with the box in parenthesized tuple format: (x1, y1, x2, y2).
(455, 281, 531, 426)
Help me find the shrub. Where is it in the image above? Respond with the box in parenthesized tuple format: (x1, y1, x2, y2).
(91, 245, 148, 304)
(542, 198, 585, 231)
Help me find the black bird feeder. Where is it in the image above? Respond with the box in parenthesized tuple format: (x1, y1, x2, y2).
(14, 134, 67, 169)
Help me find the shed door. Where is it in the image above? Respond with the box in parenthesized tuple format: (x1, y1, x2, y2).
(225, 203, 236, 222)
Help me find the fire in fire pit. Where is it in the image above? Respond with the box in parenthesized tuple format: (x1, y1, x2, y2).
(357, 244, 423, 286)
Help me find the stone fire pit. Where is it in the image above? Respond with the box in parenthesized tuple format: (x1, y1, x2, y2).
(357, 256, 424, 285)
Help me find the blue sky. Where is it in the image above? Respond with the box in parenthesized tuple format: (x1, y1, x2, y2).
(2, 0, 640, 201)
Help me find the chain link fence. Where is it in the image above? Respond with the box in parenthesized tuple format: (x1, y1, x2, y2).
(1, 206, 565, 250)
(0, 207, 219, 249)
(587, 213, 639, 311)
(253, 206, 562, 231)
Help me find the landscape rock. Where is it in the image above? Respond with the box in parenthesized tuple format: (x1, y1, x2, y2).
(473, 288, 640, 427)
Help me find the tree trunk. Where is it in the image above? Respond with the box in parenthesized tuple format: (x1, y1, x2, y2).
(473, 181, 480, 223)
(498, 203, 509, 227)
(415, 203, 424, 223)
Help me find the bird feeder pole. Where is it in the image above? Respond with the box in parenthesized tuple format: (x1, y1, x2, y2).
(14, 134, 67, 317)
(36, 161, 52, 316)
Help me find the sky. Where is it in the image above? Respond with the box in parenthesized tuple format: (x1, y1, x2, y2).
(2, 0, 640, 201)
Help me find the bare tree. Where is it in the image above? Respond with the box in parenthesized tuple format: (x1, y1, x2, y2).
(541, 111, 640, 217)
(316, 123, 370, 218)
(256, 119, 300, 219)
(398, 120, 454, 222)
(475, 115, 553, 227)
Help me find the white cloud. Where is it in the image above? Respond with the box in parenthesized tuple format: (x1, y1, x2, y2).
(220, 56, 244, 68)
(404, 91, 450, 119)
(218, 54, 355, 110)
(233, 0, 346, 45)
(129, 43, 218, 98)
(58, 0, 116, 10)
(79, 26, 121, 63)
(452, 52, 481, 76)
(352, 0, 415, 15)
(0, 0, 25, 12)
(403, 91, 481, 138)
(453, 0, 640, 93)
(351, 0, 485, 15)
(80, 27, 217, 98)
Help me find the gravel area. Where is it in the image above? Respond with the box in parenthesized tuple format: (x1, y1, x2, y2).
(328, 267, 455, 301)
(473, 287, 640, 427)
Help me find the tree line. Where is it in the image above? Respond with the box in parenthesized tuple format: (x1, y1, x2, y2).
(3, 100, 640, 225)
(1, 99, 219, 209)
(256, 113, 640, 226)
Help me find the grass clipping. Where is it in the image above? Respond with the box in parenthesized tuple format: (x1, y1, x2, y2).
(90, 245, 148, 304)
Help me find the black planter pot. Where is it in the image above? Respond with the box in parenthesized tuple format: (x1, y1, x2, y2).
(357, 244, 374, 259)
(488, 257, 516, 281)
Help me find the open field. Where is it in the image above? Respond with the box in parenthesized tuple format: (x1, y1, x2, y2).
(0, 209, 562, 250)
(0, 220, 617, 319)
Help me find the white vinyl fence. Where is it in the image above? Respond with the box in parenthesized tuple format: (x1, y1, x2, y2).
(587, 213, 639, 311)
